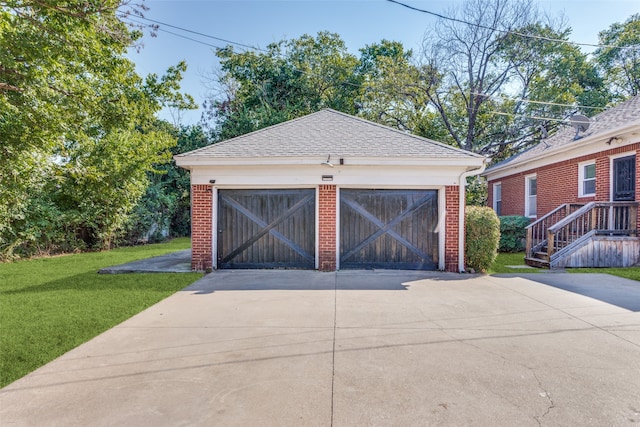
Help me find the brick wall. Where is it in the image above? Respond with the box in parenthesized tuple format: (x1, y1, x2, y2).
(318, 185, 337, 271)
(191, 184, 213, 271)
(637, 148, 640, 229)
(487, 142, 640, 219)
(445, 186, 460, 272)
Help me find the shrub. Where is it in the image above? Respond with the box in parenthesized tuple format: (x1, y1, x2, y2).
(498, 215, 530, 253)
(465, 206, 500, 273)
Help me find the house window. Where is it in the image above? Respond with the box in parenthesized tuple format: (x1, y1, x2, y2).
(579, 161, 596, 197)
(525, 175, 537, 217)
(493, 183, 502, 216)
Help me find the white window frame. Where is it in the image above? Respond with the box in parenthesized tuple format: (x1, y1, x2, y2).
(493, 182, 502, 216)
(525, 174, 537, 218)
(578, 160, 596, 197)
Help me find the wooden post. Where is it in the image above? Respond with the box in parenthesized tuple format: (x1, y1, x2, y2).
(526, 227, 532, 257)
(547, 230, 555, 260)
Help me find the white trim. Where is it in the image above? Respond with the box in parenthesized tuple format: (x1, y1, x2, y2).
(335, 186, 341, 270)
(187, 164, 473, 187)
(609, 151, 637, 202)
(211, 186, 218, 270)
(483, 119, 640, 181)
(438, 188, 445, 271)
(492, 182, 502, 215)
(315, 186, 320, 270)
(525, 174, 537, 218)
(578, 160, 596, 198)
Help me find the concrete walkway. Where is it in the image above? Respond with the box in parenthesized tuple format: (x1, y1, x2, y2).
(99, 249, 192, 273)
(1, 270, 639, 426)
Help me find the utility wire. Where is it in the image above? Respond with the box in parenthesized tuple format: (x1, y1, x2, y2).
(136, 15, 267, 52)
(386, 0, 639, 51)
(470, 91, 640, 113)
(127, 13, 633, 124)
(487, 111, 573, 123)
(126, 17, 227, 50)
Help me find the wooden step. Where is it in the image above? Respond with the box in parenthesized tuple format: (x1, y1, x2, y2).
(525, 257, 550, 269)
(533, 251, 549, 261)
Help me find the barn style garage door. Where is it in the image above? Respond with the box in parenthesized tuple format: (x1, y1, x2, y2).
(340, 189, 439, 270)
(217, 189, 315, 269)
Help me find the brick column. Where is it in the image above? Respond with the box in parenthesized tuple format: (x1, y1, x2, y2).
(191, 184, 213, 271)
(318, 185, 337, 271)
(637, 148, 640, 231)
(445, 186, 460, 272)
(595, 155, 610, 201)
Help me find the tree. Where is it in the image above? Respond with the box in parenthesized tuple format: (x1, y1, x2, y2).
(127, 124, 212, 243)
(415, 0, 608, 160)
(0, 1, 195, 257)
(203, 32, 361, 140)
(595, 14, 640, 99)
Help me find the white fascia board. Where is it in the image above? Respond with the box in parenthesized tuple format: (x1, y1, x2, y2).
(175, 155, 485, 169)
(484, 123, 640, 181)
(188, 164, 472, 187)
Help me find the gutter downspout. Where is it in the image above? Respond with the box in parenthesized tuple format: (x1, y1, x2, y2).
(458, 161, 487, 272)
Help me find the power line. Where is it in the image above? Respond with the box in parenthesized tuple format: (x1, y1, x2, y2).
(469, 91, 640, 113)
(486, 110, 572, 123)
(135, 16, 266, 52)
(386, 0, 639, 52)
(126, 17, 227, 50)
(470, 91, 602, 110)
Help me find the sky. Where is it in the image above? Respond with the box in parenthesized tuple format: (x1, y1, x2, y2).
(125, 0, 639, 125)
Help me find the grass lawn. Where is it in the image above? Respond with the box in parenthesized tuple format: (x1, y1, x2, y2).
(567, 266, 640, 281)
(0, 238, 203, 388)
(488, 251, 640, 281)
(488, 252, 541, 274)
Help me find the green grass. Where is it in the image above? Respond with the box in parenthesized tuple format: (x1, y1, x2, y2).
(488, 252, 541, 274)
(0, 238, 203, 388)
(567, 266, 640, 281)
(488, 251, 640, 281)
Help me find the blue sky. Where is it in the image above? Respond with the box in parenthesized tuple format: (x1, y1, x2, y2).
(126, 0, 639, 125)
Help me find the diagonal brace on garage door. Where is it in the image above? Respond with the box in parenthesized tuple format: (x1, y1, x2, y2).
(341, 193, 436, 263)
(219, 193, 315, 264)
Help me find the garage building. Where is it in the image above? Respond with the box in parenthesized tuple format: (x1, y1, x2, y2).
(175, 109, 485, 272)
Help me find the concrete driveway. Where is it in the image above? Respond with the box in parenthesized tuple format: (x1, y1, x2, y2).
(1, 270, 639, 426)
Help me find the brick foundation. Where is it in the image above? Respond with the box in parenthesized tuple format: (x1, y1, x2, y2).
(191, 184, 213, 271)
(318, 185, 337, 271)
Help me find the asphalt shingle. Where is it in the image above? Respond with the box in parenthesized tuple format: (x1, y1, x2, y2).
(176, 109, 482, 160)
(487, 95, 640, 172)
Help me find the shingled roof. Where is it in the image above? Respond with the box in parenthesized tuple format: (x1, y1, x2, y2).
(176, 109, 483, 160)
(486, 95, 640, 173)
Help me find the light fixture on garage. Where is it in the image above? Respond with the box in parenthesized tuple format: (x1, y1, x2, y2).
(321, 154, 334, 168)
(322, 175, 333, 181)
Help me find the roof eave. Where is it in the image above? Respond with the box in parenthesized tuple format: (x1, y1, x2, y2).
(483, 120, 640, 179)
(174, 155, 485, 169)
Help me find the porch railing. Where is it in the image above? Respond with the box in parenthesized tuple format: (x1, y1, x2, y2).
(525, 203, 584, 257)
(526, 202, 638, 262)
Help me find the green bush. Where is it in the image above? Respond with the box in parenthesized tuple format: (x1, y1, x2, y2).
(465, 206, 500, 273)
(498, 215, 530, 253)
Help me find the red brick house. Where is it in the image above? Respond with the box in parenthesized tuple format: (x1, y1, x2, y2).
(483, 95, 640, 268)
(175, 109, 486, 272)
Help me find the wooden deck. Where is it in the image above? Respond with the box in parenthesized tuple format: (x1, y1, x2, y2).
(525, 202, 639, 269)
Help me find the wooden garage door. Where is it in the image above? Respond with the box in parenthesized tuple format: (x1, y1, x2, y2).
(340, 189, 438, 270)
(217, 189, 315, 269)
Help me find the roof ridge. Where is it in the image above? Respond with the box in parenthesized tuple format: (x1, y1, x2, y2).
(322, 108, 485, 158)
(176, 111, 332, 157)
